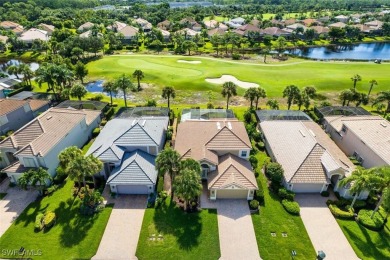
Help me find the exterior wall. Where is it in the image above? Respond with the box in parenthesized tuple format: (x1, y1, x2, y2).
(110, 184, 154, 194)
(32, 104, 50, 117)
(326, 125, 387, 168)
(210, 188, 255, 200)
(287, 183, 324, 193)
(213, 149, 251, 160)
(0, 105, 34, 134)
(0, 148, 17, 168)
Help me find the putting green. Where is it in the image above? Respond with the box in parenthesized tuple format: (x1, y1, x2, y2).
(87, 55, 389, 97)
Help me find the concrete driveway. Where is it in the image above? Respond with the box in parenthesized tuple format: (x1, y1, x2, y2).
(0, 179, 38, 237)
(295, 194, 359, 260)
(92, 195, 147, 260)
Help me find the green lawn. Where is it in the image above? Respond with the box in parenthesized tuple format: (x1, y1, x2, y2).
(251, 152, 316, 260)
(336, 216, 390, 259)
(0, 193, 6, 200)
(136, 199, 220, 260)
(0, 180, 113, 260)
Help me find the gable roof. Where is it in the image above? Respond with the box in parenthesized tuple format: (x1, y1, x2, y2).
(119, 25, 138, 37)
(78, 22, 94, 31)
(19, 28, 49, 42)
(107, 150, 157, 185)
(0, 99, 30, 116)
(38, 23, 55, 33)
(329, 22, 347, 28)
(0, 21, 22, 29)
(208, 154, 258, 189)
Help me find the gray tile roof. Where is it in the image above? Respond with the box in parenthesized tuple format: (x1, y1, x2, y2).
(107, 150, 157, 185)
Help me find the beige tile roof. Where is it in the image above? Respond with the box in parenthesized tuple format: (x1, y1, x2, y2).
(324, 115, 390, 164)
(19, 28, 49, 42)
(78, 22, 94, 31)
(329, 22, 347, 28)
(175, 120, 251, 164)
(208, 154, 258, 189)
(0, 108, 100, 157)
(38, 23, 55, 33)
(0, 21, 22, 28)
(28, 100, 49, 111)
(0, 99, 29, 116)
(2, 161, 29, 174)
(260, 120, 354, 184)
(119, 25, 138, 37)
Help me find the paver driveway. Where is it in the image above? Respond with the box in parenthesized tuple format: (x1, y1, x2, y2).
(0, 180, 38, 237)
(296, 194, 359, 260)
(92, 195, 147, 260)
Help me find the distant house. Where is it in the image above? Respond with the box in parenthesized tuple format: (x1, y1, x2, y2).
(19, 28, 49, 44)
(334, 15, 349, 23)
(192, 22, 202, 32)
(204, 19, 219, 29)
(207, 27, 226, 37)
(107, 21, 127, 32)
(157, 20, 171, 30)
(302, 18, 321, 27)
(118, 25, 139, 41)
(350, 14, 362, 24)
(0, 21, 24, 35)
(175, 118, 258, 200)
(310, 26, 330, 35)
(135, 18, 153, 33)
(230, 17, 245, 25)
(86, 117, 169, 194)
(158, 28, 170, 41)
(177, 28, 199, 39)
(79, 30, 103, 38)
(258, 111, 358, 198)
(77, 22, 94, 32)
(352, 24, 372, 34)
(262, 27, 291, 37)
(323, 115, 390, 168)
(38, 23, 55, 36)
(286, 23, 307, 31)
(233, 24, 262, 37)
(0, 108, 101, 181)
(328, 22, 347, 29)
(364, 20, 384, 31)
(0, 99, 49, 135)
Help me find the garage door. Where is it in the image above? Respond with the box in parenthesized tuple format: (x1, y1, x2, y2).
(116, 185, 148, 194)
(217, 189, 248, 199)
(292, 183, 323, 193)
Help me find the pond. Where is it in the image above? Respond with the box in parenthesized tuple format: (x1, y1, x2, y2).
(0, 59, 40, 78)
(287, 42, 390, 60)
(86, 80, 136, 101)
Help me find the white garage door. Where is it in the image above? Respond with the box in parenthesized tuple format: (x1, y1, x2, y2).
(292, 183, 323, 193)
(217, 189, 248, 199)
(116, 185, 148, 194)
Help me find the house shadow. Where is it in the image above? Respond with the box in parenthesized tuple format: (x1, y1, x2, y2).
(153, 200, 203, 250)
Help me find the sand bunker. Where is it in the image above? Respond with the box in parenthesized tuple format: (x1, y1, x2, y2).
(177, 60, 202, 64)
(205, 75, 259, 89)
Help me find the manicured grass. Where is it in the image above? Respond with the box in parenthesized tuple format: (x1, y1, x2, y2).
(0, 180, 113, 260)
(336, 215, 390, 260)
(87, 55, 390, 99)
(0, 193, 6, 200)
(136, 199, 220, 260)
(251, 153, 316, 260)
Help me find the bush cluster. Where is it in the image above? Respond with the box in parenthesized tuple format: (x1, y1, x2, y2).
(320, 191, 330, 197)
(282, 200, 300, 215)
(104, 107, 115, 119)
(266, 162, 284, 188)
(43, 211, 56, 228)
(357, 209, 386, 231)
(155, 191, 168, 208)
(328, 204, 354, 219)
(34, 213, 44, 231)
(92, 127, 101, 137)
(250, 199, 259, 210)
(278, 188, 295, 201)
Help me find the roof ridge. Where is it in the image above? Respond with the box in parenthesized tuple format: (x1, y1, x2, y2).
(288, 143, 323, 182)
(205, 125, 250, 148)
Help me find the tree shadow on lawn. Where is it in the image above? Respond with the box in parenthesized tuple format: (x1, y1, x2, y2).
(57, 199, 99, 247)
(14, 200, 48, 227)
(342, 221, 390, 259)
(153, 200, 203, 251)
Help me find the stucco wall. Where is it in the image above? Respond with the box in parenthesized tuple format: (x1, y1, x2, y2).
(0, 105, 34, 134)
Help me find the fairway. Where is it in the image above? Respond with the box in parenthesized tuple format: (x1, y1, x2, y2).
(87, 55, 389, 100)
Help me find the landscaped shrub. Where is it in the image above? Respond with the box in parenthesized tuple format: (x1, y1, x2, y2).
(45, 185, 58, 196)
(321, 191, 330, 197)
(266, 162, 284, 186)
(43, 211, 56, 228)
(244, 109, 252, 123)
(357, 209, 386, 231)
(250, 200, 259, 210)
(166, 130, 173, 140)
(353, 200, 367, 209)
(232, 53, 241, 60)
(104, 107, 115, 119)
(34, 213, 44, 231)
(92, 128, 101, 137)
(100, 119, 107, 126)
(206, 102, 214, 109)
(278, 188, 295, 201)
(111, 103, 118, 107)
(328, 204, 354, 219)
(252, 132, 262, 142)
(256, 141, 265, 150)
(249, 155, 258, 169)
(157, 176, 164, 193)
(282, 199, 300, 215)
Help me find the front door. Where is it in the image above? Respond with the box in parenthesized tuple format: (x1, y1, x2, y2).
(201, 164, 210, 180)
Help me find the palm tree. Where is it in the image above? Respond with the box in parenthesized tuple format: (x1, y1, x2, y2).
(18, 168, 52, 196)
(161, 86, 176, 109)
(221, 81, 237, 109)
(182, 40, 198, 55)
(254, 87, 267, 110)
(339, 89, 354, 106)
(7, 65, 20, 79)
(266, 99, 279, 110)
(35, 63, 58, 99)
(338, 167, 372, 209)
(114, 74, 133, 107)
(70, 83, 87, 101)
(283, 85, 301, 110)
(351, 74, 362, 90)
(244, 87, 257, 108)
(155, 148, 180, 199)
(74, 61, 88, 84)
(373, 91, 390, 114)
(103, 80, 117, 106)
(19, 64, 33, 86)
(132, 69, 144, 92)
(367, 79, 378, 98)
(174, 169, 202, 211)
(179, 158, 202, 175)
(369, 166, 390, 218)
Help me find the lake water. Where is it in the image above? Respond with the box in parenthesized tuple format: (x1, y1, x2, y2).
(287, 42, 390, 60)
(0, 59, 40, 78)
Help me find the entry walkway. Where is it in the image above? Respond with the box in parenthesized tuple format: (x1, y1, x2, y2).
(296, 194, 359, 260)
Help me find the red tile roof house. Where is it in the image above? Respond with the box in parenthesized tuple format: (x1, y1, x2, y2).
(175, 119, 258, 200)
(0, 108, 101, 183)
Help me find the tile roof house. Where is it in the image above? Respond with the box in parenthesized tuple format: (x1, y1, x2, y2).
(38, 23, 55, 36)
(334, 15, 349, 23)
(78, 22, 94, 32)
(158, 28, 170, 40)
(0, 21, 24, 35)
(262, 27, 291, 37)
(118, 25, 139, 40)
(324, 115, 390, 169)
(233, 24, 262, 37)
(204, 19, 219, 29)
(157, 20, 171, 30)
(207, 27, 227, 37)
(0, 99, 49, 135)
(302, 18, 321, 26)
(329, 22, 347, 29)
(107, 21, 127, 32)
(364, 20, 384, 31)
(86, 117, 168, 194)
(134, 18, 153, 33)
(260, 118, 358, 198)
(0, 108, 101, 182)
(310, 26, 330, 35)
(177, 28, 199, 39)
(175, 119, 258, 200)
(19, 28, 49, 43)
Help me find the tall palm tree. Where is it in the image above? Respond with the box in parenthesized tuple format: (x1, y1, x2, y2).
(179, 158, 202, 175)
(351, 74, 362, 90)
(244, 87, 257, 109)
(132, 69, 144, 92)
(339, 89, 354, 106)
(367, 79, 378, 98)
(102, 80, 117, 106)
(161, 86, 176, 109)
(373, 90, 390, 114)
(282, 85, 300, 110)
(266, 99, 279, 110)
(70, 83, 88, 101)
(19, 64, 33, 86)
(155, 148, 180, 198)
(174, 169, 202, 211)
(18, 168, 52, 196)
(369, 166, 390, 218)
(221, 81, 237, 109)
(7, 65, 20, 79)
(338, 167, 372, 209)
(35, 63, 58, 99)
(114, 74, 133, 107)
(74, 61, 88, 84)
(254, 87, 267, 110)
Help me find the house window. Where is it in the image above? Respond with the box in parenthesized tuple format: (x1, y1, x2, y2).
(241, 151, 248, 157)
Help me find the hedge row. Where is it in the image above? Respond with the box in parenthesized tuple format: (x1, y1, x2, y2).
(328, 204, 354, 219)
(357, 209, 387, 231)
(282, 200, 300, 215)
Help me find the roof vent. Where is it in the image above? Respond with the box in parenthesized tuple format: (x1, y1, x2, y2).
(142, 120, 146, 127)
(309, 129, 316, 137)
(299, 129, 306, 137)
(380, 122, 387, 127)
(228, 122, 232, 130)
(46, 116, 52, 120)
(217, 122, 221, 130)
